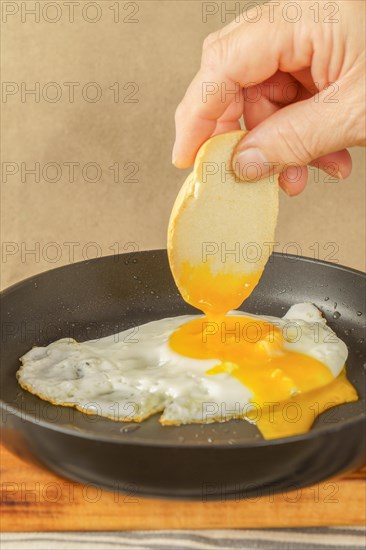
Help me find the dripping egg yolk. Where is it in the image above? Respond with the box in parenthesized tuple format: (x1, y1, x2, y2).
(176, 260, 263, 318)
(169, 261, 358, 439)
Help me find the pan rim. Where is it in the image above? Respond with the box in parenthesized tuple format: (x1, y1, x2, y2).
(1, 399, 365, 448)
(1, 250, 365, 298)
(1, 250, 365, 448)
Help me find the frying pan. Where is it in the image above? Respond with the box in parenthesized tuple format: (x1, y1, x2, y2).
(1, 250, 365, 500)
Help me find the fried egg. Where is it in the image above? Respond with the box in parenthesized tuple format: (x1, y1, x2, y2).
(17, 303, 357, 439)
(17, 132, 358, 439)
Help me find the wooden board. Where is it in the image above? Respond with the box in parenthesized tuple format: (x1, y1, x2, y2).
(1, 444, 365, 531)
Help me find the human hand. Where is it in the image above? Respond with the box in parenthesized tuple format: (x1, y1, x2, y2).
(172, 0, 365, 195)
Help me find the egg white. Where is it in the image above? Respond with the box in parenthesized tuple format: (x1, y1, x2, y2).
(17, 303, 347, 425)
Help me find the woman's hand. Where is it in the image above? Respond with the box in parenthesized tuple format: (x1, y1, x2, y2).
(172, 0, 365, 195)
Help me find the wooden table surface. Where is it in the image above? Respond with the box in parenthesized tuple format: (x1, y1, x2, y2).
(1, 445, 365, 531)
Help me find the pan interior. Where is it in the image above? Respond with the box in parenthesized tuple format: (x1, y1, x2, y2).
(1, 251, 365, 446)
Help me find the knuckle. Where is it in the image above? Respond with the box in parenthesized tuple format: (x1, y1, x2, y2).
(201, 37, 225, 70)
(276, 120, 313, 165)
(203, 32, 218, 49)
(346, 101, 365, 146)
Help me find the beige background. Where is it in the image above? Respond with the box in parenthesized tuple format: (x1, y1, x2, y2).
(1, 0, 365, 290)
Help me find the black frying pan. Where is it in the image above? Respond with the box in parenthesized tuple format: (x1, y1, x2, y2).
(1, 251, 365, 500)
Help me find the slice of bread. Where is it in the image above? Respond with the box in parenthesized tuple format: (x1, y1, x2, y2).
(168, 130, 279, 312)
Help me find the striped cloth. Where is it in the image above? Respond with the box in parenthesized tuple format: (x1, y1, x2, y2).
(1, 528, 365, 550)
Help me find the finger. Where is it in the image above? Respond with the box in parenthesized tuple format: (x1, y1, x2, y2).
(233, 81, 356, 182)
(244, 92, 278, 130)
(310, 149, 353, 180)
(211, 91, 244, 136)
(244, 72, 312, 130)
(257, 71, 312, 105)
(279, 165, 308, 196)
(279, 150, 353, 197)
(212, 119, 242, 136)
(243, 78, 353, 183)
(173, 14, 312, 168)
(290, 68, 319, 95)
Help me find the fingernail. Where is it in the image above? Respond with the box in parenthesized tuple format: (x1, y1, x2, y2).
(322, 167, 343, 180)
(233, 148, 270, 181)
(280, 165, 304, 195)
(282, 185, 292, 196)
(278, 173, 292, 196)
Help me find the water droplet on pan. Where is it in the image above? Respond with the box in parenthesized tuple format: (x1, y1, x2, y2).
(333, 311, 341, 319)
(120, 424, 140, 433)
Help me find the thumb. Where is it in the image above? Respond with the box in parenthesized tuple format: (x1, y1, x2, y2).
(232, 85, 354, 182)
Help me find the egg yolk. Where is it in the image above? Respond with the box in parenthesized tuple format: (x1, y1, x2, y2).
(169, 260, 358, 438)
(177, 260, 263, 318)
